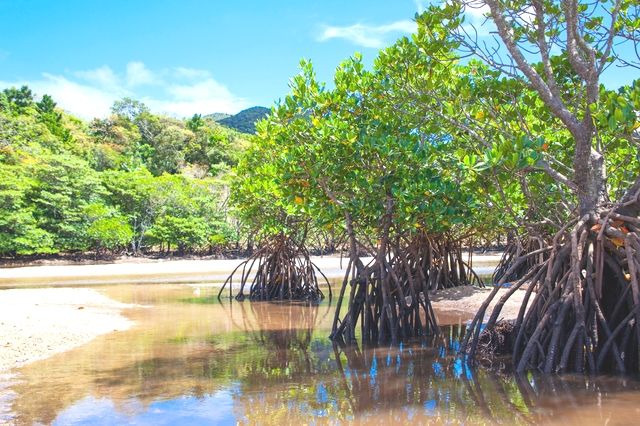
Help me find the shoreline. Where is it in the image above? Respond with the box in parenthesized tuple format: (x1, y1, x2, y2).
(0, 250, 505, 269)
(0, 253, 501, 287)
(0, 288, 133, 372)
(0, 254, 508, 372)
(0, 283, 526, 373)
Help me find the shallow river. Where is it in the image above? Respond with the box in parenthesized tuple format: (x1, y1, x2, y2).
(4, 283, 640, 425)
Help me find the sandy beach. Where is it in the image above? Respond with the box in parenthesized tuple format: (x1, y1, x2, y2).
(0, 284, 524, 373)
(0, 253, 502, 287)
(0, 253, 515, 373)
(430, 285, 529, 322)
(0, 288, 133, 372)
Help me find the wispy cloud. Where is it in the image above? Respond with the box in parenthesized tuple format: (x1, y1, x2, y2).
(75, 65, 122, 92)
(318, 20, 416, 49)
(126, 61, 158, 87)
(0, 61, 249, 119)
(414, 0, 428, 13)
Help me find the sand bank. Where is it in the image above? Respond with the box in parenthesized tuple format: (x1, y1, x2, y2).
(0, 254, 505, 372)
(0, 253, 500, 287)
(0, 257, 352, 287)
(431, 285, 528, 322)
(0, 288, 133, 372)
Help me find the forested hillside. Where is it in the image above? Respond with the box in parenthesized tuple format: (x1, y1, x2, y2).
(217, 106, 270, 134)
(0, 86, 252, 257)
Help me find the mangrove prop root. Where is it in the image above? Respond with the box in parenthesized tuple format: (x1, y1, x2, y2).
(330, 233, 483, 346)
(403, 233, 485, 291)
(462, 197, 640, 373)
(217, 234, 331, 303)
(493, 236, 551, 284)
(476, 320, 515, 360)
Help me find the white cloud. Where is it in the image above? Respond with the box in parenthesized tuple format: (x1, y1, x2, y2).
(465, 2, 535, 25)
(458, 1, 532, 37)
(146, 98, 246, 118)
(75, 65, 121, 92)
(454, 0, 493, 37)
(318, 20, 416, 48)
(0, 62, 249, 119)
(154, 78, 249, 116)
(1, 73, 117, 118)
(174, 67, 211, 80)
(167, 79, 233, 101)
(126, 61, 158, 87)
(519, 5, 536, 25)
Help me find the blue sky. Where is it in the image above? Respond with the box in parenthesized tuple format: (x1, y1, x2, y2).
(0, 0, 425, 119)
(0, 1, 636, 120)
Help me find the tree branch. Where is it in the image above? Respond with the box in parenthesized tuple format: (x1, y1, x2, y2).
(484, 0, 581, 134)
(533, 159, 578, 191)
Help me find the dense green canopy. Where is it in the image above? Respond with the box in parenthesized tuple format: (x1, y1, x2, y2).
(228, 0, 640, 356)
(0, 88, 250, 256)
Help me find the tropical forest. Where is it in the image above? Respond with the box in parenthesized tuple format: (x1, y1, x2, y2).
(1, 0, 640, 424)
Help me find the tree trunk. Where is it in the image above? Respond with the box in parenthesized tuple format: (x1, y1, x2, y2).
(573, 125, 607, 217)
(617, 175, 640, 217)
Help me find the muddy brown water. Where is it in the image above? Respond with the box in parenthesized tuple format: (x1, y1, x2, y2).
(2, 283, 640, 425)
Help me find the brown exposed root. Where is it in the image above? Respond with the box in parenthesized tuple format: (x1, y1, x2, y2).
(330, 229, 482, 346)
(217, 233, 331, 303)
(476, 320, 515, 360)
(400, 233, 485, 290)
(462, 181, 640, 373)
(493, 236, 550, 284)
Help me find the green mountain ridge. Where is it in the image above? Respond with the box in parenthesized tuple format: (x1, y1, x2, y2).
(213, 106, 270, 134)
(205, 112, 232, 121)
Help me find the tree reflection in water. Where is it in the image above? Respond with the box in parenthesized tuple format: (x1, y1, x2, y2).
(237, 301, 332, 381)
(6, 290, 640, 425)
(235, 322, 640, 424)
(329, 324, 535, 423)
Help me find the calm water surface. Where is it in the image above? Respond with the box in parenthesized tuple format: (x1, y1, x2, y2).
(3, 283, 640, 425)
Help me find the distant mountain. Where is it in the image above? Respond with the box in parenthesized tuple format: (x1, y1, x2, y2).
(205, 112, 232, 121)
(216, 106, 270, 134)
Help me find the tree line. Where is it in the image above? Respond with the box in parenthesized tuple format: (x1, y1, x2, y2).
(0, 87, 250, 257)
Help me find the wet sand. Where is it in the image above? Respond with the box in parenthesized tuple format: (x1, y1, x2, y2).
(0, 288, 133, 372)
(0, 253, 508, 373)
(0, 283, 526, 373)
(0, 253, 502, 287)
(430, 285, 529, 322)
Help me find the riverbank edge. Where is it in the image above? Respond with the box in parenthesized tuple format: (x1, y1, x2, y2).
(0, 288, 134, 372)
(0, 254, 502, 287)
(0, 250, 505, 269)
(0, 282, 525, 373)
